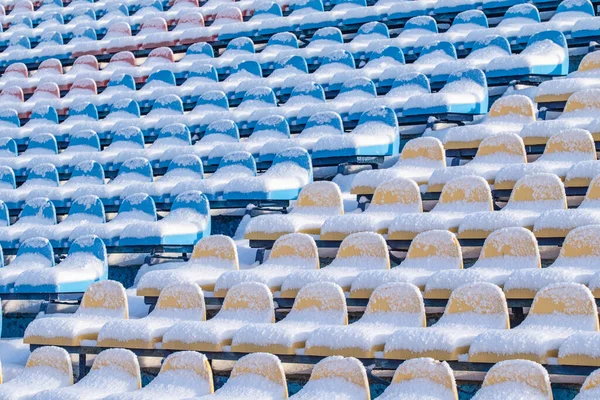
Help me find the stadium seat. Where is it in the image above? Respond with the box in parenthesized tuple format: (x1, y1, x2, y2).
(469, 282, 598, 363)
(0, 196, 56, 248)
(465, 3, 541, 46)
(0, 236, 53, 292)
(24, 280, 128, 346)
(573, 368, 600, 398)
(396, 16, 438, 52)
(351, 229, 462, 298)
(414, 10, 489, 53)
(425, 227, 541, 299)
(458, 173, 567, 239)
(0, 162, 56, 209)
(384, 282, 509, 360)
(304, 282, 425, 357)
(471, 359, 552, 399)
(162, 281, 274, 351)
(565, 159, 600, 190)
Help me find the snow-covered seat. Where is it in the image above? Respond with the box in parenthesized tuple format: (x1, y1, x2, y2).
(469, 283, 598, 363)
(120, 190, 210, 246)
(384, 282, 509, 360)
(15, 234, 107, 293)
(0, 162, 57, 209)
(185, 90, 231, 132)
(322, 178, 422, 240)
(388, 176, 493, 240)
(396, 16, 438, 53)
(426, 227, 540, 299)
(351, 137, 446, 195)
(194, 353, 286, 400)
(0, 346, 73, 400)
(162, 281, 274, 351)
(559, 329, 600, 367)
(494, 129, 596, 190)
(351, 230, 462, 298)
(377, 358, 458, 400)
(414, 10, 489, 53)
(0, 236, 53, 292)
(98, 283, 205, 349)
(471, 360, 552, 400)
(281, 232, 389, 296)
(573, 369, 600, 398)
(460, 173, 567, 238)
(288, 356, 369, 400)
(24, 280, 128, 346)
(402, 68, 488, 119)
(428, 133, 527, 192)
(0, 197, 56, 249)
(223, 147, 312, 201)
(438, 94, 536, 151)
(504, 224, 600, 298)
(136, 235, 238, 296)
(0, 132, 57, 177)
(304, 282, 425, 357)
(105, 351, 213, 399)
(33, 348, 141, 399)
(231, 282, 346, 354)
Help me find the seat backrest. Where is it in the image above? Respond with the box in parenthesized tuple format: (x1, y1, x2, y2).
(26, 346, 73, 385)
(117, 193, 157, 222)
(398, 136, 445, 169)
(321, 49, 355, 70)
(480, 360, 552, 399)
(229, 353, 287, 397)
(488, 94, 536, 121)
(220, 282, 274, 322)
(203, 119, 239, 141)
(146, 48, 175, 65)
(275, 55, 308, 74)
(169, 191, 210, 219)
(107, 74, 136, 91)
(443, 282, 509, 329)
(356, 105, 398, 131)
(16, 237, 54, 267)
(72, 27, 97, 42)
(4, 63, 28, 79)
(564, 88, 600, 113)
(577, 50, 600, 73)
(193, 90, 228, 113)
(306, 357, 369, 399)
(106, 21, 132, 38)
(419, 40, 457, 60)
(293, 181, 344, 215)
(72, 54, 99, 72)
(213, 6, 243, 24)
(524, 30, 568, 74)
(185, 42, 214, 60)
(140, 16, 167, 34)
(116, 157, 153, 183)
(70, 160, 105, 185)
(158, 352, 213, 394)
(188, 64, 219, 82)
(231, 60, 262, 78)
(475, 133, 526, 163)
(477, 227, 540, 269)
(240, 87, 277, 107)
(391, 72, 431, 93)
(452, 9, 488, 29)
(109, 98, 141, 118)
(0, 166, 15, 190)
(156, 123, 192, 146)
(311, 26, 343, 44)
(579, 368, 600, 396)
(111, 126, 145, 148)
(216, 151, 257, 176)
(508, 173, 567, 210)
(27, 133, 58, 155)
(90, 349, 140, 389)
(166, 154, 204, 179)
(503, 3, 540, 23)
(436, 176, 493, 212)
(292, 0, 323, 12)
(471, 35, 510, 55)
(78, 280, 129, 319)
(339, 77, 377, 98)
(356, 21, 389, 39)
(0, 86, 24, 103)
(332, 232, 389, 270)
(252, 115, 290, 140)
(364, 282, 425, 327)
(146, 70, 176, 87)
(31, 104, 59, 125)
(226, 37, 255, 54)
(442, 69, 488, 109)
(108, 51, 136, 68)
(389, 358, 458, 399)
(403, 15, 438, 33)
(68, 130, 100, 152)
(154, 283, 206, 320)
(69, 79, 97, 97)
(267, 32, 298, 49)
(289, 282, 347, 324)
(268, 233, 319, 269)
(288, 82, 326, 104)
(37, 58, 63, 76)
(68, 195, 106, 223)
(150, 94, 184, 115)
(19, 197, 56, 225)
(371, 177, 423, 213)
(541, 129, 596, 161)
(10, 35, 30, 50)
(69, 234, 107, 266)
(556, 225, 600, 268)
(270, 147, 312, 181)
(556, 0, 594, 15)
(191, 235, 238, 270)
(404, 230, 463, 270)
(0, 109, 20, 130)
(368, 45, 405, 66)
(303, 111, 344, 136)
(529, 282, 598, 330)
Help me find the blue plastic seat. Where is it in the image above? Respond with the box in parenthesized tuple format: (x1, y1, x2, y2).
(0, 237, 54, 292)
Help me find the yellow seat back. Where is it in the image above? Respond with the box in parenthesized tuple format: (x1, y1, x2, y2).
(481, 360, 552, 399)
(581, 368, 600, 393)
(475, 133, 526, 163)
(584, 175, 600, 201)
(446, 283, 509, 328)
(230, 353, 288, 397)
(155, 283, 206, 321)
(26, 346, 73, 384)
(221, 282, 275, 322)
(488, 95, 536, 121)
(365, 282, 425, 326)
(336, 232, 390, 269)
(406, 230, 463, 268)
(543, 129, 596, 160)
(438, 176, 493, 210)
(292, 282, 348, 324)
(530, 283, 598, 326)
(309, 356, 370, 399)
(479, 227, 541, 267)
(191, 235, 239, 270)
(79, 280, 129, 319)
(400, 137, 446, 167)
(295, 181, 343, 214)
(564, 89, 600, 113)
(391, 358, 458, 399)
(371, 178, 423, 212)
(91, 349, 141, 389)
(269, 233, 319, 269)
(160, 351, 214, 393)
(558, 225, 600, 260)
(509, 174, 566, 208)
(578, 51, 600, 72)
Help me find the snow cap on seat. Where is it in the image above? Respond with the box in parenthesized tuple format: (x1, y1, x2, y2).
(390, 358, 457, 398)
(479, 359, 551, 399)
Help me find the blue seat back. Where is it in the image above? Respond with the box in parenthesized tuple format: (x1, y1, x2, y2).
(446, 68, 487, 89)
(321, 50, 355, 69)
(312, 27, 343, 44)
(226, 37, 255, 54)
(110, 98, 141, 118)
(340, 77, 377, 97)
(504, 3, 540, 22)
(69, 102, 98, 120)
(526, 29, 568, 49)
(71, 160, 105, 184)
(158, 123, 191, 145)
(31, 105, 58, 125)
(254, 115, 290, 138)
(167, 154, 204, 178)
(453, 10, 488, 29)
(69, 234, 107, 264)
(20, 197, 57, 224)
(11, 16, 33, 29)
(112, 126, 145, 147)
(69, 130, 100, 151)
(41, 12, 64, 24)
(118, 157, 153, 182)
(17, 237, 54, 266)
(205, 119, 239, 140)
(170, 190, 210, 216)
(108, 73, 136, 91)
(231, 60, 262, 78)
(0, 138, 17, 157)
(0, 166, 15, 189)
(186, 42, 214, 59)
(196, 90, 229, 111)
(293, 0, 323, 12)
(188, 63, 219, 81)
(357, 22, 389, 38)
(74, 27, 97, 41)
(27, 163, 59, 186)
(28, 133, 58, 154)
(72, 7, 95, 21)
(241, 87, 277, 106)
(254, 1, 282, 17)
(145, 0, 163, 11)
(151, 94, 184, 114)
(472, 35, 511, 54)
(404, 16, 438, 33)
(11, 36, 31, 50)
(556, 0, 594, 15)
(358, 106, 398, 128)
(267, 32, 298, 49)
(42, 0, 62, 8)
(392, 72, 431, 92)
(0, 109, 20, 128)
(368, 45, 405, 65)
(272, 147, 312, 179)
(69, 195, 106, 223)
(0, 201, 7, 229)
(305, 111, 344, 133)
(146, 69, 176, 86)
(275, 55, 308, 73)
(218, 151, 257, 175)
(419, 41, 457, 59)
(118, 193, 157, 220)
(40, 31, 63, 46)
(333, 0, 366, 6)
(289, 82, 325, 103)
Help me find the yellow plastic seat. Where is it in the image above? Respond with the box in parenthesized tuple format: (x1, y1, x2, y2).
(24, 280, 128, 346)
(470, 283, 598, 363)
(321, 178, 422, 240)
(289, 356, 370, 400)
(459, 173, 567, 239)
(471, 360, 552, 399)
(350, 137, 446, 195)
(244, 181, 343, 240)
(304, 282, 425, 358)
(351, 230, 462, 299)
(384, 282, 509, 361)
(573, 368, 600, 399)
(97, 283, 206, 349)
(377, 358, 458, 400)
(280, 232, 389, 297)
(388, 175, 493, 241)
(231, 282, 347, 355)
(426, 227, 540, 299)
(565, 159, 600, 188)
(214, 233, 319, 297)
(136, 235, 239, 296)
(162, 281, 274, 351)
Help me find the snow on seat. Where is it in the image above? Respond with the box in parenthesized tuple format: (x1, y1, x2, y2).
(469, 283, 598, 363)
(471, 360, 552, 400)
(231, 282, 346, 354)
(376, 358, 458, 400)
(120, 190, 209, 246)
(322, 178, 421, 240)
(244, 181, 343, 240)
(0, 346, 72, 400)
(98, 283, 205, 349)
(504, 225, 600, 299)
(1, 133, 57, 177)
(572, 369, 600, 398)
(136, 235, 238, 296)
(105, 351, 214, 399)
(426, 227, 540, 299)
(439, 95, 536, 151)
(24, 280, 128, 346)
(0, 197, 56, 249)
(402, 68, 488, 118)
(162, 281, 274, 351)
(387, 176, 493, 241)
(395, 16, 438, 52)
(493, 129, 596, 190)
(0, 236, 53, 292)
(0, 163, 57, 209)
(384, 282, 509, 360)
(351, 137, 445, 196)
(194, 353, 286, 400)
(428, 133, 526, 193)
(288, 356, 368, 400)
(351, 230, 462, 299)
(281, 232, 389, 297)
(15, 234, 107, 293)
(559, 329, 600, 367)
(303, 282, 425, 358)
(33, 348, 141, 400)
(414, 10, 489, 54)
(311, 106, 399, 161)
